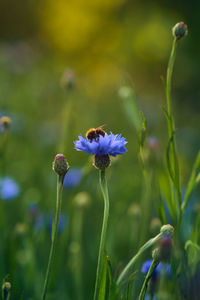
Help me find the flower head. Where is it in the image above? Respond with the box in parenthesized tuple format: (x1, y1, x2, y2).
(74, 131, 127, 157)
(141, 259, 171, 280)
(172, 22, 188, 40)
(63, 167, 83, 188)
(34, 212, 68, 234)
(0, 177, 20, 200)
(0, 116, 11, 131)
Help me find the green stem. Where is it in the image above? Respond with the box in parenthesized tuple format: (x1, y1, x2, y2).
(41, 175, 64, 300)
(116, 233, 162, 286)
(93, 170, 110, 300)
(138, 259, 159, 300)
(166, 37, 181, 215)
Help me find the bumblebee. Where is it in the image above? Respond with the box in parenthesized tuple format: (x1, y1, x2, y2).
(86, 125, 106, 142)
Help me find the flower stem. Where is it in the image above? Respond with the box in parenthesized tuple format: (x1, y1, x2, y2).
(93, 170, 110, 300)
(116, 233, 162, 287)
(138, 259, 159, 300)
(165, 37, 181, 218)
(41, 175, 64, 300)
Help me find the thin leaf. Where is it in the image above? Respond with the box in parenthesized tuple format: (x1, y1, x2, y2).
(98, 251, 108, 300)
(182, 151, 200, 212)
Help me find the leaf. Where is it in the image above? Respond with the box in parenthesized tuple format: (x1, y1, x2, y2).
(166, 134, 176, 184)
(126, 280, 131, 300)
(138, 111, 147, 148)
(185, 240, 200, 274)
(119, 86, 140, 132)
(157, 193, 167, 224)
(182, 151, 200, 212)
(107, 256, 116, 300)
(98, 251, 108, 300)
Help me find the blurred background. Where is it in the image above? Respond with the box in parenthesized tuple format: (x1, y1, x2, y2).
(0, 0, 200, 299)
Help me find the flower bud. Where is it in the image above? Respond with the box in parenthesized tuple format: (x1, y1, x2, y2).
(127, 203, 141, 219)
(152, 248, 161, 264)
(93, 154, 110, 170)
(0, 116, 11, 131)
(160, 224, 174, 238)
(61, 69, 75, 90)
(52, 154, 69, 176)
(2, 282, 11, 300)
(172, 22, 188, 40)
(74, 191, 90, 208)
(150, 218, 162, 235)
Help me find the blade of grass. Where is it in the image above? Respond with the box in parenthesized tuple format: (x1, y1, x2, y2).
(181, 151, 200, 213)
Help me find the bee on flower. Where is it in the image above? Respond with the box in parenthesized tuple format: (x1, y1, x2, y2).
(74, 126, 127, 170)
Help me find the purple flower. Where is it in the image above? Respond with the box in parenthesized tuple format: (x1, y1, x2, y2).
(141, 259, 171, 279)
(0, 177, 20, 200)
(74, 132, 127, 157)
(63, 167, 83, 188)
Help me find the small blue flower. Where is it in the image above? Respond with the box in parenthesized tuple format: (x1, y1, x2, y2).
(48, 213, 68, 233)
(34, 212, 68, 234)
(34, 214, 45, 231)
(0, 177, 20, 200)
(63, 168, 83, 188)
(141, 259, 171, 279)
(74, 132, 127, 157)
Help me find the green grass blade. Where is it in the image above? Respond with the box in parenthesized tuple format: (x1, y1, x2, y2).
(182, 151, 200, 213)
(98, 251, 108, 300)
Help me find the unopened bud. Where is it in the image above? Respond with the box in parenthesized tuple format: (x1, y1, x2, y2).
(74, 191, 90, 208)
(160, 224, 174, 238)
(93, 154, 110, 171)
(128, 203, 141, 219)
(172, 22, 188, 40)
(152, 248, 161, 263)
(150, 218, 162, 234)
(52, 154, 69, 176)
(2, 282, 11, 300)
(0, 116, 11, 131)
(61, 69, 75, 90)
(15, 223, 27, 235)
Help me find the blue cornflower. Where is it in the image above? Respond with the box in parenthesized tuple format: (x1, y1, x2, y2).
(48, 213, 68, 233)
(63, 167, 83, 188)
(34, 212, 68, 234)
(141, 259, 171, 279)
(74, 131, 127, 157)
(0, 177, 20, 200)
(28, 202, 39, 222)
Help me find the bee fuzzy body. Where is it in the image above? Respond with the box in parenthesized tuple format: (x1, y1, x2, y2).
(86, 126, 106, 142)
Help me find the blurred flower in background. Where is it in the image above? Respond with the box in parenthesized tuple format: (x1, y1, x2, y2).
(61, 69, 75, 90)
(63, 167, 83, 188)
(48, 213, 68, 234)
(34, 212, 68, 234)
(141, 259, 171, 298)
(0, 177, 20, 200)
(141, 259, 171, 279)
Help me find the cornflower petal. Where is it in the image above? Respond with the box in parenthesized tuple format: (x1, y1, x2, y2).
(74, 131, 127, 157)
